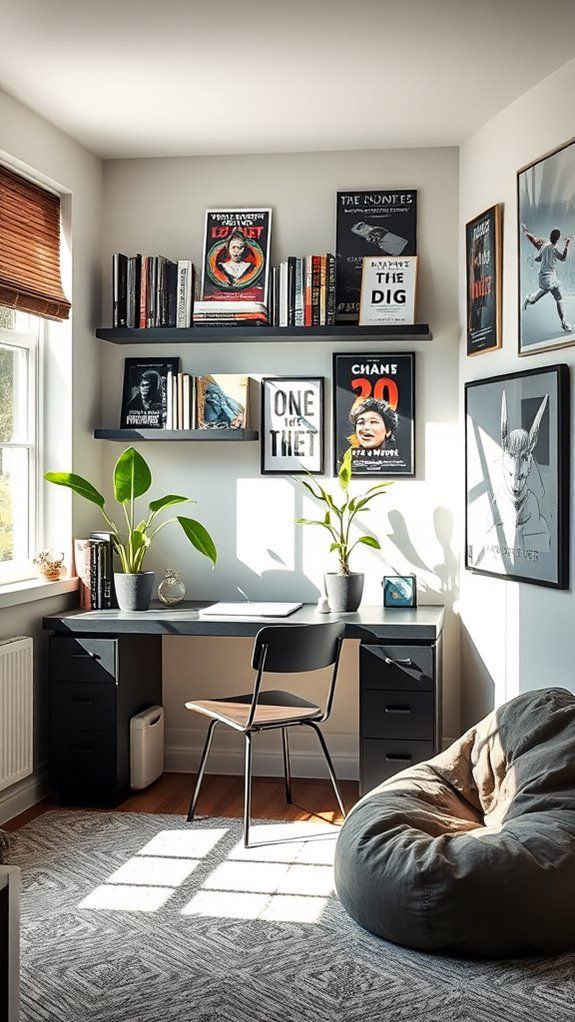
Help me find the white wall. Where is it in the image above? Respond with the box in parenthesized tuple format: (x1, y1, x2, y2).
(102, 147, 460, 778)
(0, 89, 103, 821)
(459, 58, 575, 729)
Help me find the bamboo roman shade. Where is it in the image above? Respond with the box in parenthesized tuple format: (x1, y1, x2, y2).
(0, 165, 71, 321)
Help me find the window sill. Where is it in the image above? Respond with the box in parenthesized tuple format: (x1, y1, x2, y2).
(0, 576, 79, 610)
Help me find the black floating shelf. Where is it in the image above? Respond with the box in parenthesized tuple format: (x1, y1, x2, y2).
(94, 428, 258, 442)
(95, 324, 432, 344)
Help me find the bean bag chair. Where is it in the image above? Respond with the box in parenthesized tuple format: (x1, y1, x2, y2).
(334, 687, 575, 955)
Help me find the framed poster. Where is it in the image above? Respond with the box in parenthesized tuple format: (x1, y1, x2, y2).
(261, 377, 324, 474)
(359, 256, 418, 326)
(335, 190, 417, 323)
(200, 208, 272, 306)
(465, 364, 569, 588)
(120, 356, 180, 429)
(333, 353, 415, 477)
(465, 204, 502, 356)
(518, 139, 575, 355)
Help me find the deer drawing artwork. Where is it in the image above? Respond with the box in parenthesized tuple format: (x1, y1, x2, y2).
(486, 390, 550, 554)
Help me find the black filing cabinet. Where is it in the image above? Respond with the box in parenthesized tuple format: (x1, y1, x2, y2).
(359, 637, 442, 795)
(49, 634, 162, 806)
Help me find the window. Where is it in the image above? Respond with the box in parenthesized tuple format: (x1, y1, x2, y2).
(0, 306, 43, 584)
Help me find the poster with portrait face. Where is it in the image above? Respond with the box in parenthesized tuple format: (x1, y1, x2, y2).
(120, 356, 180, 428)
(333, 353, 415, 477)
(261, 377, 324, 474)
(465, 365, 569, 588)
(518, 139, 575, 355)
(200, 208, 272, 305)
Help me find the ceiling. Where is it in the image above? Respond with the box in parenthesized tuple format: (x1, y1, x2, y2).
(2, 0, 575, 159)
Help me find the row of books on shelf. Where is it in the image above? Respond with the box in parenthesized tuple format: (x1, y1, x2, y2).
(74, 534, 115, 610)
(121, 358, 249, 429)
(113, 254, 194, 329)
(269, 255, 336, 327)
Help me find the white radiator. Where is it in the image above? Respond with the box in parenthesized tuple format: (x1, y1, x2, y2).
(0, 637, 33, 793)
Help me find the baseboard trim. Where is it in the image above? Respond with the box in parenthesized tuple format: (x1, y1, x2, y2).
(165, 734, 359, 781)
(0, 766, 51, 826)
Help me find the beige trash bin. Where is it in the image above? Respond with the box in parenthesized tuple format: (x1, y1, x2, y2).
(130, 705, 164, 789)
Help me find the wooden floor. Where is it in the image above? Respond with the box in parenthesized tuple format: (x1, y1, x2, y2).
(4, 772, 359, 833)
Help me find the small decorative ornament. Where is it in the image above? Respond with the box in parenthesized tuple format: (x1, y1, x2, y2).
(316, 595, 331, 614)
(382, 575, 417, 609)
(157, 569, 186, 607)
(33, 550, 65, 581)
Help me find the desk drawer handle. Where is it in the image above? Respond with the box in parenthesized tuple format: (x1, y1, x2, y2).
(70, 698, 95, 705)
(386, 754, 412, 763)
(385, 705, 411, 714)
(70, 652, 101, 661)
(384, 657, 413, 667)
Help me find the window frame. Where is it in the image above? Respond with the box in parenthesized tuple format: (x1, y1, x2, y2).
(0, 311, 44, 585)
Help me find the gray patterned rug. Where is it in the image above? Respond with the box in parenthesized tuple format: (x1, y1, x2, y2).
(6, 811, 575, 1022)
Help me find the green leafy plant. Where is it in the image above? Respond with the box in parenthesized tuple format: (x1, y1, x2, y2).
(295, 447, 391, 576)
(45, 447, 217, 573)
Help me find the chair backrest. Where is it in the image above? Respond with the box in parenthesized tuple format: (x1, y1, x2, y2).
(251, 622, 345, 673)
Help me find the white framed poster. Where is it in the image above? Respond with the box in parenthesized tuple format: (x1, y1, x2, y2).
(261, 377, 324, 475)
(358, 256, 418, 326)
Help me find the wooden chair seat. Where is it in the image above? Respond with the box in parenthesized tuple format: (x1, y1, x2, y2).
(185, 690, 322, 730)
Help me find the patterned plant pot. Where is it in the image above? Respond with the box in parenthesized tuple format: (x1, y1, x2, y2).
(324, 572, 364, 613)
(114, 572, 155, 612)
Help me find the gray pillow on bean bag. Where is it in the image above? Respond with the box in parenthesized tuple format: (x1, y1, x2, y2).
(335, 687, 575, 955)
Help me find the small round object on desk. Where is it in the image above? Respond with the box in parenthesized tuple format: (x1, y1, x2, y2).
(158, 569, 186, 607)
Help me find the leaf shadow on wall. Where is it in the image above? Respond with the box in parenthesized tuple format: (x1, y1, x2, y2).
(385, 507, 458, 597)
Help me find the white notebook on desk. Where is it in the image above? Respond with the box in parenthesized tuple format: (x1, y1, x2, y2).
(199, 602, 302, 618)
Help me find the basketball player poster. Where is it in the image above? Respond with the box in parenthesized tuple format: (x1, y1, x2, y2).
(518, 139, 575, 355)
(333, 353, 415, 476)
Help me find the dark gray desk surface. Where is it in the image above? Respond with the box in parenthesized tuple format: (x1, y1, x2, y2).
(44, 602, 444, 642)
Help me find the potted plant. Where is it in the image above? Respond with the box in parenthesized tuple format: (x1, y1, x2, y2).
(45, 447, 216, 611)
(295, 447, 391, 612)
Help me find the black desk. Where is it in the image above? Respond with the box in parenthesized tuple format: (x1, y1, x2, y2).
(44, 603, 444, 803)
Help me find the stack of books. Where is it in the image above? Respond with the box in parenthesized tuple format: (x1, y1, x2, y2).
(113, 254, 194, 328)
(166, 369, 195, 429)
(192, 300, 268, 326)
(74, 533, 115, 610)
(269, 255, 336, 327)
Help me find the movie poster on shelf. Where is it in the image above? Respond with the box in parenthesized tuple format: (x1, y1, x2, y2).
(200, 208, 272, 305)
(335, 190, 417, 322)
(261, 377, 324, 474)
(120, 357, 180, 429)
(333, 353, 415, 476)
(196, 374, 249, 429)
(465, 204, 502, 356)
(359, 256, 418, 326)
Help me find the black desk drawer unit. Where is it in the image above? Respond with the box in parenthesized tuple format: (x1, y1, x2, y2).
(359, 640, 441, 795)
(49, 634, 162, 806)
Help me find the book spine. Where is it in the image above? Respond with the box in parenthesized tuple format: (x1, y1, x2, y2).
(287, 256, 296, 327)
(89, 540, 99, 610)
(183, 374, 190, 430)
(74, 540, 92, 610)
(146, 258, 155, 328)
(294, 258, 304, 326)
(319, 255, 327, 326)
(304, 256, 313, 327)
(102, 542, 112, 609)
(140, 257, 148, 328)
(173, 375, 178, 430)
(133, 255, 142, 330)
(326, 253, 336, 326)
(96, 543, 105, 610)
(113, 254, 128, 328)
(177, 372, 184, 429)
(166, 370, 173, 429)
(311, 256, 321, 326)
(190, 375, 196, 428)
(176, 261, 192, 328)
(279, 261, 288, 328)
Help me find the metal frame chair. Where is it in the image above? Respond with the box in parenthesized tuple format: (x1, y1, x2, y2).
(185, 622, 346, 846)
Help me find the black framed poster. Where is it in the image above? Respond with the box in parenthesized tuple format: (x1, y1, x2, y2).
(465, 364, 569, 588)
(120, 357, 180, 429)
(518, 138, 575, 356)
(335, 190, 417, 323)
(333, 353, 415, 477)
(261, 377, 324, 474)
(465, 204, 502, 356)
